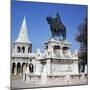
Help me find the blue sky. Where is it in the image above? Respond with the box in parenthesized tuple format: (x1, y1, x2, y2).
(11, 1, 87, 52)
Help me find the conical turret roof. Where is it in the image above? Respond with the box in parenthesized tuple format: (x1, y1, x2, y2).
(15, 16, 31, 43)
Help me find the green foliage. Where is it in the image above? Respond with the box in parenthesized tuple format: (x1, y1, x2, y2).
(75, 17, 87, 65)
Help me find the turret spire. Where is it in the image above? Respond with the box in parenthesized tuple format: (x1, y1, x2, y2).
(15, 16, 31, 43)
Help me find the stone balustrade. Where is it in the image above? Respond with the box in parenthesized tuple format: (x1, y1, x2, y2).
(24, 73, 87, 84)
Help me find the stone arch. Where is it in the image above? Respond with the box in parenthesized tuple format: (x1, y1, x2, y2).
(17, 62, 21, 75)
(54, 45, 60, 50)
(17, 46, 20, 53)
(63, 47, 68, 50)
(29, 63, 34, 73)
(22, 63, 27, 73)
(22, 46, 25, 53)
(53, 45, 60, 54)
(28, 46, 31, 53)
(12, 62, 16, 74)
(63, 47, 69, 54)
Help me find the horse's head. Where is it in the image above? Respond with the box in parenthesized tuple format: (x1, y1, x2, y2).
(46, 16, 52, 24)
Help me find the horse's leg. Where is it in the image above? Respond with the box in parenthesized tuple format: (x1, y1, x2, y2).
(52, 31, 54, 38)
(51, 31, 53, 38)
(58, 30, 60, 37)
(50, 26, 54, 38)
(54, 28, 57, 36)
(63, 31, 66, 40)
(64, 29, 66, 40)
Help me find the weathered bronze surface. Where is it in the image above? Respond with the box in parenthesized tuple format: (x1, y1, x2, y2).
(46, 13, 66, 40)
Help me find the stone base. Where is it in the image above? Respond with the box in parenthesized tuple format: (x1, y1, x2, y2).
(24, 73, 87, 85)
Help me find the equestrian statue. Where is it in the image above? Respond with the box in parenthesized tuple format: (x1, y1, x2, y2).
(46, 13, 66, 40)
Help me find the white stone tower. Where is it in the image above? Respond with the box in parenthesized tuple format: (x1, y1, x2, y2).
(11, 17, 32, 75)
(12, 16, 32, 55)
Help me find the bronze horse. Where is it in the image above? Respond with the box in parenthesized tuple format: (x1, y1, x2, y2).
(46, 13, 66, 40)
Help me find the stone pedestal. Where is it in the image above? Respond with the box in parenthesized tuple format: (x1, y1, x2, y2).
(46, 59, 51, 75)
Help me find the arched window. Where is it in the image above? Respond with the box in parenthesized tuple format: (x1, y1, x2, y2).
(63, 47, 68, 50)
(22, 46, 25, 53)
(45, 46, 48, 49)
(28, 46, 31, 53)
(17, 46, 20, 53)
(53, 45, 60, 55)
(22, 63, 27, 73)
(17, 63, 21, 75)
(12, 62, 16, 74)
(54, 45, 60, 50)
(63, 47, 69, 54)
(29, 63, 34, 73)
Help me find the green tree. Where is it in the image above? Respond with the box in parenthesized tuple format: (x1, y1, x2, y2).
(75, 18, 87, 72)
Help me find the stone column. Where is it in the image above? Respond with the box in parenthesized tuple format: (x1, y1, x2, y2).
(46, 59, 51, 75)
(23, 65, 30, 82)
(15, 45, 18, 54)
(14, 62, 17, 75)
(72, 61, 79, 74)
(47, 46, 51, 58)
(35, 61, 41, 75)
(81, 73, 85, 80)
(47, 45, 54, 58)
(85, 65, 87, 74)
(51, 45, 54, 58)
(32, 60, 36, 75)
(59, 47, 64, 57)
(65, 74, 71, 84)
(67, 49, 72, 57)
(20, 62, 22, 76)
